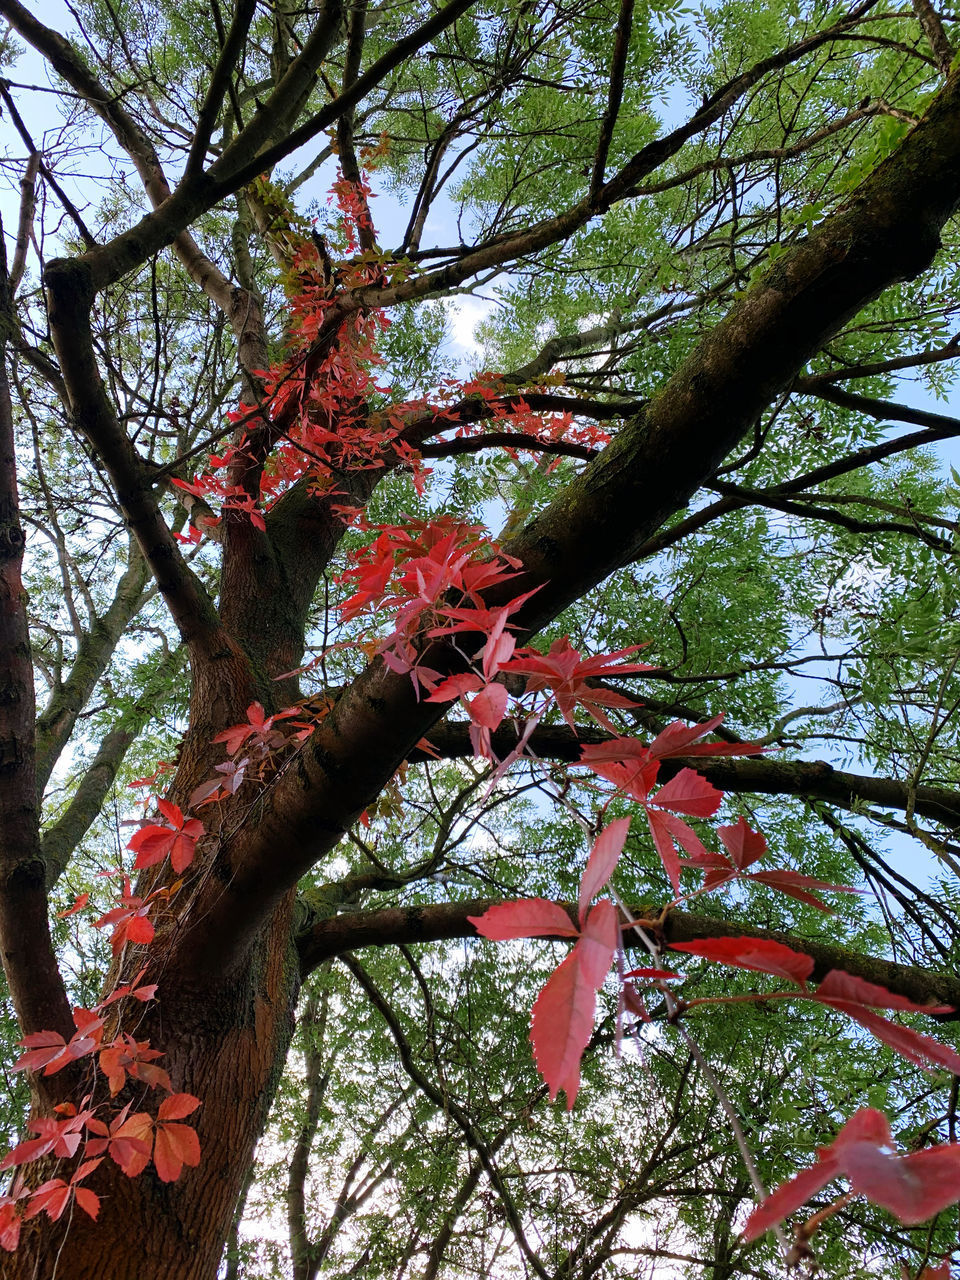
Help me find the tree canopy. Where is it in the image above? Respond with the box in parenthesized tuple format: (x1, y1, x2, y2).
(1, 0, 960, 1276)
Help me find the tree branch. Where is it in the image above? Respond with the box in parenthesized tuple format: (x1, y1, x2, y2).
(299, 901, 960, 1017)
(409, 722, 960, 827)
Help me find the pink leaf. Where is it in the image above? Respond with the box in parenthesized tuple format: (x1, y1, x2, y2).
(815, 969, 953, 1014)
(468, 899, 579, 940)
(669, 936, 815, 986)
(468, 681, 509, 730)
(646, 807, 682, 895)
(741, 1161, 838, 1242)
(717, 817, 766, 870)
(745, 1108, 960, 1241)
(824, 1004, 960, 1076)
(529, 901, 617, 1108)
(578, 818, 631, 924)
(650, 768, 723, 817)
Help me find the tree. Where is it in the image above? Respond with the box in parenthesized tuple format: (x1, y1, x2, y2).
(1, 0, 960, 1275)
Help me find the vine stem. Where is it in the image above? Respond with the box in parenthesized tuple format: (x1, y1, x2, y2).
(611, 889, 791, 1259)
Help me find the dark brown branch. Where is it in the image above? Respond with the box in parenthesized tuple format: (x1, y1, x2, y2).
(0, 229, 72, 1041)
(421, 432, 596, 461)
(795, 378, 960, 434)
(42, 259, 225, 660)
(336, 0, 377, 255)
(710, 479, 953, 550)
(590, 0, 635, 195)
(299, 902, 960, 1017)
(415, 721, 960, 825)
(183, 0, 258, 182)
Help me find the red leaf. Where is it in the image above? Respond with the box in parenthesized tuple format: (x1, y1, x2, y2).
(0, 1200, 21, 1252)
(57, 893, 90, 918)
(744, 1108, 960, 1240)
(647, 716, 724, 757)
(529, 901, 617, 1108)
(157, 1093, 201, 1122)
(24, 1181, 71, 1222)
(468, 681, 509, 730)
(128, 824, 176, 868)
(104, 1111, 154, 1177)
(647, 716, 764, 759)
(11, 1031, 67, 1074)
(73, 1187, 100, 1221)
(650, 768, 723, 817)
(578, 818, 630, 924)
(646, 807, 682, 895)
(815, 969, 953, 1014)
(741, 1162, 837, 1242)
(155, 797, 184, 827)
(153, 1123, 201, 1182)
(468, 899, 578, 940)
(717, 817, 766, 870)
(669, 936, 815, 986)
(746, 871, 836, 911)
(826, 1004, 960, 1076)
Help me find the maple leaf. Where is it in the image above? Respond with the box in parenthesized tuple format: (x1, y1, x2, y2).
(743, 1108, 960, 1241)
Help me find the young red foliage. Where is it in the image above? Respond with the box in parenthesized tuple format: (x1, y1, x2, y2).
(743, 1109, 960, 1241)
(127, 798, 204, 874)
(530, 899, 619, 1107)
(500, 637, 650, 731)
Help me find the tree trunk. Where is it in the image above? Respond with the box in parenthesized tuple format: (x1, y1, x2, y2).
(7, 896, 299, 1280)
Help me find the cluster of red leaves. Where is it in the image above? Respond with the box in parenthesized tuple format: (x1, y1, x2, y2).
(444, 372, 613, 463)
(670, 936, 960, 1076)
(0, 964, 200, 1249)
(743, 1108, 960, 1243)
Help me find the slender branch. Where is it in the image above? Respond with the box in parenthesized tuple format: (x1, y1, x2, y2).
(183, 0, 258, 182)
(0, 223, 72, 1041)
(912, 0, 954, 74)
(342, 955, 553, 1280)
(590, 0, 634, 195)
